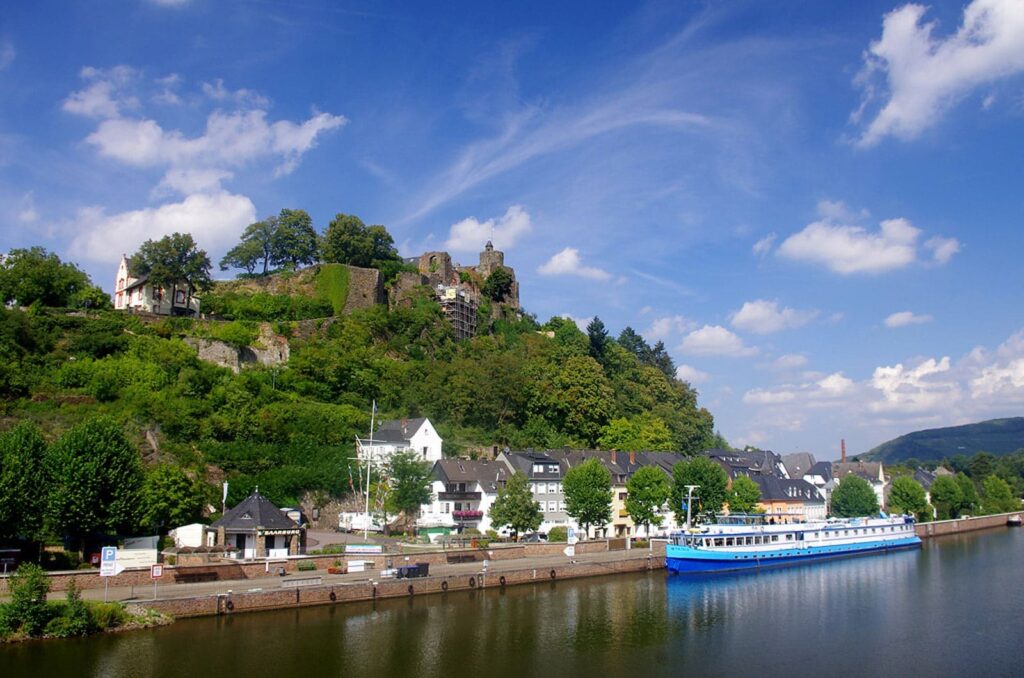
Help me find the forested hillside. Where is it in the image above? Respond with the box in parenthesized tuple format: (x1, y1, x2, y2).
(861, 418, 1024, 463)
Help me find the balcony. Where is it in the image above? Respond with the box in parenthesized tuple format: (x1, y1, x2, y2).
(452, 510, 484, 521)
(439, 491, 482, 501)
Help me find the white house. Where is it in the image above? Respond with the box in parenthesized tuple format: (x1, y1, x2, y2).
(113, 255, 200, 316)
(418, 459, 509, 533)
(357, 417, 443, 465)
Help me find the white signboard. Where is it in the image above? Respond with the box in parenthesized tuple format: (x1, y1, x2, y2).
(100, 547, 124, 577)
(151, 564, 163, 579)
(116, 549, 158, 568)
(567, 528, 580, 545)
(346, 544, 384, 555)
(563, 546, 576, 558)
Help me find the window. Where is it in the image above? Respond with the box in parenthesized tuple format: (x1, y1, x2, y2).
(548, 483, 557, 494)
(443, 503, 449, 513)
(725, 538, 735, 547)
(548, 501, 558, 513)
(548, 465, 559, 473)
(559, 501, 566, 512)
(538, 483, 547, 494)
(618, 492, 627, 501)
(714, 538, 724, 547)
(746, 537, 753, 545)
(533, 464, 544, 474)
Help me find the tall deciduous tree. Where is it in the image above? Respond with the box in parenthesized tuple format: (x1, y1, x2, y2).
(598, 415, 673, 451)
(219, 237, 263, 275)
(982, 475, 1019, 514)
(563, 458, 612, 538)
(385, 451, 433, 534)
(322, 214, 399, 268)
(139, 464, 206, 533)
(222, 219, 277, 275)
(955, 472, 980, 514)
(888, 476, 929, 519)
(548, 355, 614, 447)
(930, 475, 964, 520)
(625, 466, 670, 537)
(831, 475, 880, 518)
(46, 417, 143, 553)
(728, 475, 761, 514)
(0, 422, 49, 541)
(0, 247, 109, 309)
(481, 267, 514, 302)
(272, 209, 320, 269)
(671, 457, 729, 525)
(489, 471, 542, 539)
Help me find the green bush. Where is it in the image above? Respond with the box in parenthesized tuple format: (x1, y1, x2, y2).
(547, 526, 568, 543)
(44, 581, 95, 638)
(6, 563, 52, 637)
(210, 321, 257, 348)
(86, 602, 127, 630)
(485, 529, 499, 540)
(297, 561, 317, 571)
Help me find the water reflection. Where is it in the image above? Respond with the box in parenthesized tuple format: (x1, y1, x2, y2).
(2, 530, 1022, 678)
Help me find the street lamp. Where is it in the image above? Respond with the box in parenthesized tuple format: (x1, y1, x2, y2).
(684, 485, 699, 530)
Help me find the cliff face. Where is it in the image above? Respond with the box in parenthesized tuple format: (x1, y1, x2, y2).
(185, 323, 291, 374)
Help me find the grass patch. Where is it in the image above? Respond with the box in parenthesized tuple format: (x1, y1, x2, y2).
(316, 264, 350, 315)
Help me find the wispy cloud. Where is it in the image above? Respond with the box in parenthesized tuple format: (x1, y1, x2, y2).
(538, 247, 611, 281)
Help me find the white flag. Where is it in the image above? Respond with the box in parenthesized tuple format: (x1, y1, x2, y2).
(222, 481, 228, 504)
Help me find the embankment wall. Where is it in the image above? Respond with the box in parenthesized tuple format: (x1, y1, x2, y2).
(915, 511, 1023, 538)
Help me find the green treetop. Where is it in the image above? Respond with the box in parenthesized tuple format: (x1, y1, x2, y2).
(385, 451, 433, 533)
(0, 422, 49, 541)
(130, 232, 212, 310)
(982, 475, 1019, 514)
(830, 475, 880, 518)
(955, 472, 980, 514)
(670, 457, 729, 525)
(139, 464, 207, 533)
(563, 458, 612, 538)
(488, 471, 542, 539)
(929, 475, 964, 520)
(0, 247, 109, 309)
(272, 209, 320, 269)
(482, 267, 514, 303)
(624, 466, 670, 536)
(888, 476, 929, 519)
(322, 214, 399, 268)
(727, 475, 761, 514)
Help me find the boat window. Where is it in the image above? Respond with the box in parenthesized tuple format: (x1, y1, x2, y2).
(714, 538, 724, 547)
(785, 534, 793, 541)
(754, 536, 762, 545)
(745, 536, 753, 545)
(771, 535, 779, 542)
(726, 538, 734, 547)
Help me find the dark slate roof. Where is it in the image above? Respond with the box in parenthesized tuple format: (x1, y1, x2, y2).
(833, 462, 884, 484)
(782, 452, 816, 479)
(370, 418, 429, 444)
(753, 476, 824, 503)
(212, 490, 301, 531)
(123, 274, 150, 292)
(807, 461, 834, 482)
(503, 451, 565, 479)
(705, 448, 786, 479)
(434, 459, 509, 493)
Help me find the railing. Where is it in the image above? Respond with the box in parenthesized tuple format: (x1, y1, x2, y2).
(452, 510, 484, 520)
(439, 491, 482, 501)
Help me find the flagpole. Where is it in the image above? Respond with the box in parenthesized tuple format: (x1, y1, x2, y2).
(364, 401, 376, 541)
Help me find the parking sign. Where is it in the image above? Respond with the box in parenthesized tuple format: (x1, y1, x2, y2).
(100, 547, 124, 577)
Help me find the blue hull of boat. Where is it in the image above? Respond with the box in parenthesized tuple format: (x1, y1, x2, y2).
(666, 537, 921, 575)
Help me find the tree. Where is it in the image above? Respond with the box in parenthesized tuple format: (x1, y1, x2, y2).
(728, 475, 761, 514)
(0, 422, 49, 541)
(385, 451, 433, 534)
(322, 214, 399, 268)
(562, 458, 612, 538)
(624, 466, 670, 537)
(482, 267, 514, 303)
(221, 219, 277, 275)
(830, 476, 880, 517)
(139, 464, 206, 533)
(488, 471, 542, 539)
(955, 472, 980, 515)
(272, 209, 320, 269)
(671, 457, 729, 526)
(982, 475, 1019, 514)
(219, 237, 263, 275)
(617, 326, 651, 363)
(649, 341, 676, 381)
(888, 476, 928, 519)
(548, 355, 614, 447)
(598, 415, 673, 451)
(587, 316, 609, 365)
(930, 475, 964, 520)
(46, 417, 143, 553)
(130, 232, 212, 313)
(0, 247, 109, 309)
(967, 452, 996, 480)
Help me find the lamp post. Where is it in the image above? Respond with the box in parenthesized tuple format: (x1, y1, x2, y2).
(685, 485, 699, 530)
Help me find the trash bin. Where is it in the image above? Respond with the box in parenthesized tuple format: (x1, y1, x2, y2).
(416, 562, 429, 577)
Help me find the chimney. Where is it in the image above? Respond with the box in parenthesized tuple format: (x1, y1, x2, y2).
(610, 450, 617, 464)
(630, 451, 636, 465)
(841, 439, 847, 464)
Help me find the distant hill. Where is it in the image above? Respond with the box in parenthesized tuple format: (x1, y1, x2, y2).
(860, 417, 1024, 463)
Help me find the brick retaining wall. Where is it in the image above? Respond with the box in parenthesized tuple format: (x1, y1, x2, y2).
(916, 511, 1023, 538)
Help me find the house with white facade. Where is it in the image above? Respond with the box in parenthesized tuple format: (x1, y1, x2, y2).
(833, 461, 888, 510)
(356, 417, 443, 465)
(113, 255, 200, 316)
(418, 459, 509, 533)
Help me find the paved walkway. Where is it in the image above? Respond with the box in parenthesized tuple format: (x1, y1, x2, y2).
(67, 548, 663, 604)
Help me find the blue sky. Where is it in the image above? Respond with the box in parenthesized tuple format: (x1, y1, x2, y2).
(2, 0, 1023, 459)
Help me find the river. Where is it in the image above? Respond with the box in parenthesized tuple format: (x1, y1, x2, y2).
(2, 528, 1021, 677)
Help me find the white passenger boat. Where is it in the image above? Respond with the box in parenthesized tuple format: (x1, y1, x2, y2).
(666, 513, 921, 574)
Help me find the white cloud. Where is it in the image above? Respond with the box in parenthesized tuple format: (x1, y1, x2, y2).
(156, 168, 235, 195)
(752, 233, 776, 256)
(559, 314, 593, 332)
(884, 310, 933, 328)
(743, 388, 796, 405)
(854, 0, 1024, 146)
(644, 315, 695, 342)
(772, 354, 809, 371)
(84, 109, 346, 189)
(153, 73, 183, 105)
(924, 235, 961, 264)
(0, 40, 14, 70)
(679, 325, 758, 357)
(730, 299, 817, 334)
(870, 357, 958, 413)
(676, 364, 710, 384)
(538, 247, 611, 280)
(817, 372, 854, 396)
(201, 79, 270, 108)
(445, 205, 533, 253)
(62, 66, 139, 118)
(16, 192, 38, 224)
(70, 191, 257, 264)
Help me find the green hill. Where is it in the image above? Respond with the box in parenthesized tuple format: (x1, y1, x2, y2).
(861, 417, 1024, 463)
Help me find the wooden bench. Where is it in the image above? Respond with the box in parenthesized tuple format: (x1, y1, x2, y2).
(173, 568, 220, 584)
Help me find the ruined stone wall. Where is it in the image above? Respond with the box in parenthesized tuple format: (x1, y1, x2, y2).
(389, 271, 429, 309)
(184, 323, 289, 374)
(343, 266, 386, 313)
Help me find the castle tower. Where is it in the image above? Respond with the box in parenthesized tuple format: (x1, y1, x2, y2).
(477, 240, 505, 278)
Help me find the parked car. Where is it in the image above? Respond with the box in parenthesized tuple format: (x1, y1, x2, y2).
(521, 532, 547, 543)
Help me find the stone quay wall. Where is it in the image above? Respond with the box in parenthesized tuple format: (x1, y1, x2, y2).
(915, 511, 1023, 538)
(145, 553, 666, 619)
